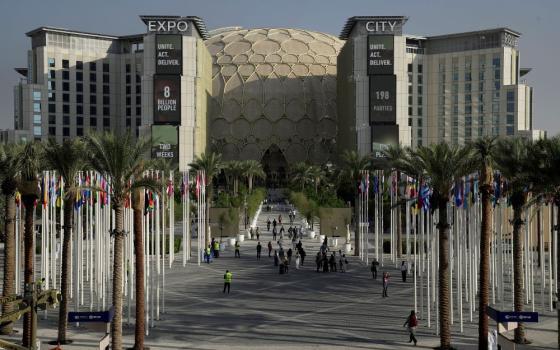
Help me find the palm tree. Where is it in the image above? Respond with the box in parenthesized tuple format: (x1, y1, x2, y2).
(493, 137, 533, 344)
(190, 152, 222, 247)
(526, 137, 560, 347)
(223, 160, 244, 195)
(86, 132, 157, 350)
(470, 137, 496, 350)
(341, 150, 371, 257)
(17, 142, 42, 347)
(307, 165, 325, 194)
(290, 162, 312, 191)
(0, 144, 22, 335)
(240, 160, 265, 193)
(42, 139, 86, 344)
(398, 143, 474, 350)
(383, 144, 407, 259)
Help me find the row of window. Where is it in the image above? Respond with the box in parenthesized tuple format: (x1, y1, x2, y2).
(49, 58, 110, 72)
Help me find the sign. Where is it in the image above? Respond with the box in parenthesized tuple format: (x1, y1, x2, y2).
(372, 125, 398, 149)
(365, 21, 398, 33)
(68, 308, 113, 323)
(147, 19, 188, 32)
(372, 142, 389, 159)
(367, 36, 394, 75)
(151, 125, 179, 165)
(153, 75, 181, 125)
(370, 75, 396, 123)
(502, 32, 518, 48)
(156, 35, 182, 75)
(487, 307, 539, 323)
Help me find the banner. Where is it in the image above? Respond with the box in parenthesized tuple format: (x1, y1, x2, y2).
(153, 75, 181, 125)
(151, 125, 179, 165)
(156, 35, 182, 75)
(367, 35, 394, 75)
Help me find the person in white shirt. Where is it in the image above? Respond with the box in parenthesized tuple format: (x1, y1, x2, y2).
(400, 261, 408, 282)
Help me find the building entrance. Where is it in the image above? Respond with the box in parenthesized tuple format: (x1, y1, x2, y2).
(261, 145, 288, 188)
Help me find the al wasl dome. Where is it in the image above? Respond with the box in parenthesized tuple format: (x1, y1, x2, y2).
(206, 27, 343, 182)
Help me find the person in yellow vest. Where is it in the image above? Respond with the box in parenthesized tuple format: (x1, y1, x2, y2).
(223, 270, 232, 294)
(214, 240, 220, 258)
(205, 246, 211, 264)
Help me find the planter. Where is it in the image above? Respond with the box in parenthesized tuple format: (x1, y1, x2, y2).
(228, 238, 236, 247)
(308, 231, 316, 239)
(345, 242, 352, 253)
(219, 243, 226, 251)
(237, 234, 245, 242)
(319, 234, 326, 242)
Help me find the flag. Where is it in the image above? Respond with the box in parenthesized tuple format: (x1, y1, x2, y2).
(373, 176, 379, 194)
(420, 184, 431, 212)
(195, 173, 201, 199)
(454, 179, 463, 208)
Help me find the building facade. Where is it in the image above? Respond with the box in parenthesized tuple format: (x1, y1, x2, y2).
(11, 15, 543, 170)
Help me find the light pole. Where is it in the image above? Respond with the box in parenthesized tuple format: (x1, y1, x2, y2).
(244, 195, 248, 229)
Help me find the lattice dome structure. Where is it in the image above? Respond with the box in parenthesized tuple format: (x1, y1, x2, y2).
(206, 28, 344, 165)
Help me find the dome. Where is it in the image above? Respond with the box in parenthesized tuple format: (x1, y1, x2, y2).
(206, 28, 343, 165)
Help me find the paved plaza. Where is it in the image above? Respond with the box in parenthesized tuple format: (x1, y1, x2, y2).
(1, 205, 557, 349)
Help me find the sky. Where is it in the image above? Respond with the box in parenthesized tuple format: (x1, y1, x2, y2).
(0, 0, 558, 134)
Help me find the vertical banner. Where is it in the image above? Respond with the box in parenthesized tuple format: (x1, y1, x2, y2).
(367, 35, 394, 75)
(156, 35, 182, 75)
(153, 76, 181, 125)
(151, 125, 179, 165)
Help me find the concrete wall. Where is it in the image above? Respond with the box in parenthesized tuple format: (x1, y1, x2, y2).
(319, 207, 351, 237)
(209, 207, 240, 238)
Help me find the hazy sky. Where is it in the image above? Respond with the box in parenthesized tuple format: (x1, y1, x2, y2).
(0, 0, 558, 134)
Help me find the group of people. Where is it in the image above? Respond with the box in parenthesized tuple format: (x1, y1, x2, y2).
(272, 239, 307, 274)
(314, 239, 348, 273)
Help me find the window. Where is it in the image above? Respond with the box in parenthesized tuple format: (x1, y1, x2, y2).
(76, 94, 83, 103)
(465, 72, 472, 81)
(48, 58, 55, 68)
(135, 85, 141, 94)
(494, 70, 500, 80)
(49, 115, 56, 124)
(417, 118, 423, 127)
(465, 83, 471, 91)
(90, 95, 97, 104)
(77, 116, 83, 125)
(408, 85, 413, 94)
(77, 128, 83, 136)
(417, 75, 423, 85)
(479, 71, 485, 80)
(126, 75, 131, 84)
(76, 83, 83, 92)
(507, 115, 515, 124)
(494, 81, 501, 90)
(63, 105, 70, 114)
(33, 102, 41, 113)
(103, 107, 110, 116)
(126, 86, 131, 94)
(126, 107, 131, 116)
(407, 64, 413, 72)
(89, 62, 96, 71)
(125, 64, 131, 73)
(33, 126, 41, 136)
(136, 118, 141, 125)
(103, 85, 110, 94)
(408, 96, 413, 105)
(62, 82, 69, 91)
(90, 106, 97, 115)
(507, 126, 514, 135)
(103, 118, 110, 127)
(49, 70, 56, 79)
(63, 116, 70, 125)
(63, 127, 69, 137)
(103, 96, 110, 105)
(33, 114, 41, 124)
(90, 73, 96, 82)
(63, 93, 69, 103)
(465, 105, 472, 114)
(76, 61, 83, 70)
(76, 71, 83, 81)
(452, 72, 459, 81)
(408, 118, 412, 126)
(507, 103, 515, 113)
(90, 117, 97, 126)
(77, 105, 83, 114)
(126, 96, 131, 105)
(418, 64, 423, 74)
(103, 63, 109, 73)
(492, 56, 501, 67)
(417, 107, 423, 116)
(507, 91, 515, 101)
(465, 95, 472, 103)
(103, 74, 109, 84)
(90, 84, 96, 93)
(62, 59, 69, 69)
(136, 107, 141, 116)
(478, 105, 484, 113)
(48, 127, 56, 136)
(417, 96, 422, 105)
(48, 92, 55, 102)
(408, 107, 413, 116)
(33, 91, 41, 101)
(126, 118, 131, 127)
(48, 104, 56, 113)
(135, 95, 141, 105)
(417, 129, 422, 138)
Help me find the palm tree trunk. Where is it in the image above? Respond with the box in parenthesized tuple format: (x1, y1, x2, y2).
(512, 203, 526, 343)
(57, 199, 73, 343)
(248, 176, 253, 193)
(556, 202, 560, 348)
(396, 172, 402, 259)
(1, 193, 16, 335)
(133, 205, 145, 349)
(22, 196, 36, 347)
(354, 194, 360, 256)
(206, 186, 212, 247)
(478, 167, 492, 350)
(111, 205, 125, 350)
(438, 200, 451, 350)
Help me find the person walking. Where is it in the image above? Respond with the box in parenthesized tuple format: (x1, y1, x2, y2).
(274, 250, 279, 266)
(279, 225, 285, 239)
(283, 257, 289, 274)
(205, 245, 211, 264)
(256, 242, 262, 260)
(400, 261, 408, 282)
(295, 253, 301, 270)
(234, 240, 241, 258)
(287, 248, 293, 264)
(272, 218, 277, 229)
(371, 259, 379, 279)
(268, 241, 273, 257)
(249, 227, 254, 240)
(278, 214, 282, 225)
(403, 310, 418, 346)
(316, 252, 321, 272)
(223, 270, 232, 294)
(329, 253, 337, 272)
(214, 239, 220, 258)
(272, 227, 277, 241)
(267, 218, 271, 231)
(382, 272, 390, 297)
(300, 248, 306, 266)
(322, 253, 329, 272)
(256, 227, 260, 241)
(338, 254, 345, 272)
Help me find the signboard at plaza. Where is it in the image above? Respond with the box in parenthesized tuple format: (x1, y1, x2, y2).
(151, 125, 179, 165)
(68, 308, 113, 323)
(371, 125, 398, 149)
(156, 35, 182, 75)
(367, 35, 394, 75)
(153, 75, 181, 125)
(365, 21, 399, 33)
(369, 75, 396, 123)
